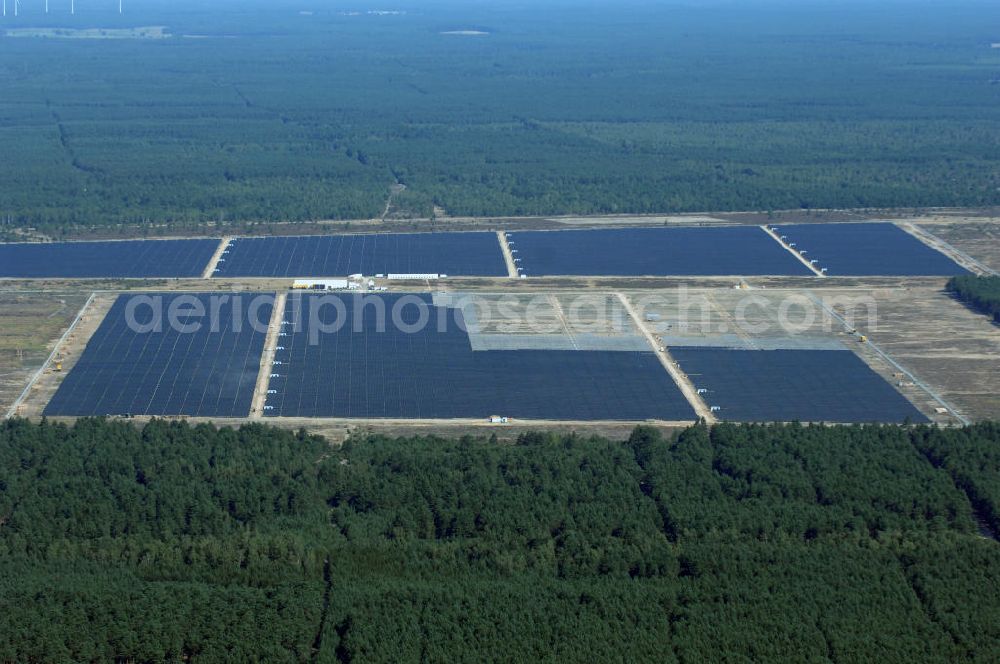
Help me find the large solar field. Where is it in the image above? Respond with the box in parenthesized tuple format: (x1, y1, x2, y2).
(264, 293, 695, 421)
(44, 293, 273, 417)
(507, 226, 815, 276)
(212, 232, 508, 278)
(0, 239, 220, 278)
(670, 346, 930, 423)
(771, 223, 968, 276)
(0, 223, 969, 280)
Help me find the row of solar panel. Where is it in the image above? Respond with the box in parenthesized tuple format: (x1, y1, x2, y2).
(45, 293, 929, 423)
(0, 224, 968, 278)
(671, 347, 928, 423)
(44, 294, 273, 418)
(211, 233, 508, 278)
(263, 294, 694, 420)
(765, 223, 968, 276)
(507, 224, 968, 277)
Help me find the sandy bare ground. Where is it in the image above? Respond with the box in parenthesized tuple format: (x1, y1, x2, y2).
(497, 231, 519, 278)
(13, 293, 117, 419)
(202, 238, 232, 279)
(616, 292, 715, 423)
(851, 288, 1000, 423)
(250, 293, 287, 419)
(23, 206, 1000, 243)
(916, 221, 1000, 274)
(0, 292, 91, 415)
(36, 413, 690, 445)
(760, 224, 826, 276)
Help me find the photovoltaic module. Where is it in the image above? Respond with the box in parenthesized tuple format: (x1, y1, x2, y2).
(506, 226, 816, 276)
(264, 293, 696, 421)
(770, 223, 967, 276)
(45, 293, 274, 417)
(670, 346, 930, 423)
(0, 239, 220, 278)
(212, 232, 508, 278)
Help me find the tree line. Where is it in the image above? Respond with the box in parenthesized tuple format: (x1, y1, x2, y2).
(2, 4, 1000, 232)
(949, 275, 1000, 323)
(1, 417, 999, 661)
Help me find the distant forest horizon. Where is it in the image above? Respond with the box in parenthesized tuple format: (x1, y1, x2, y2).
(1, 1, 998, 233)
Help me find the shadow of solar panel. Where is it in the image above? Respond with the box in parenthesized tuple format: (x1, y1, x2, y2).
(507, 226, 815, 276)
(265, 293, 696, 421)
(44, 293, 274, 417)
(212, 232, 508, 277)
(670, 347, 929, 423)
(771, 223, 968, 276)
(0, 239, 220, 278)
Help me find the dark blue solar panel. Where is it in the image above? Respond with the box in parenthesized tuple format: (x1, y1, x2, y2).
(507, 226, 815, 276)
(44, 293, 274, 417)
(770, 223, 967, 276)
(0, 239, 220, 278)
(212, 232, 507, 278)
(669, 347, 929, 423)
(265, 293, 696, 421)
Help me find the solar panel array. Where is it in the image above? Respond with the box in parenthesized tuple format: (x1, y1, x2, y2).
(771, 223, 967, 276)
(670, 347, 930, 423)
(0, 239, 220, 278)
(212, 232, 508, 278)
(265, 293, 696, 421)
(506, 226, 815, 276)
(45, 293, 274, 418)
(0, 223, 967, 280)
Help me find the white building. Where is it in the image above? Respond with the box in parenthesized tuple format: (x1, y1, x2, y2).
(291, 279, 350, 290)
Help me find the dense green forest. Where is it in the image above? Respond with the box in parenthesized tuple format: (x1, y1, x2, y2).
(1, 417, 999, 661)
(1, 1, 999, 233)
(950, 274, 1000, 323)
